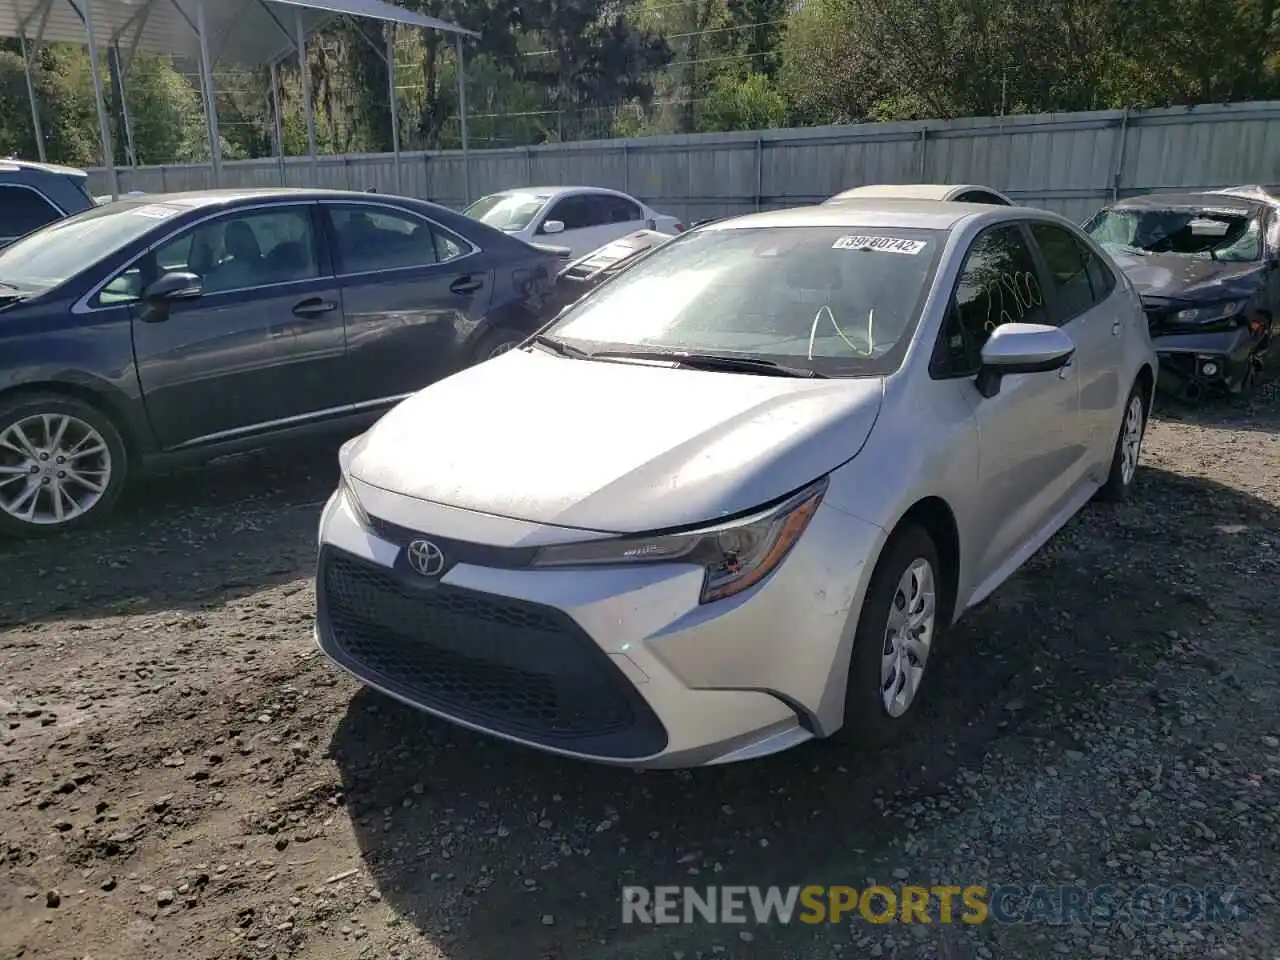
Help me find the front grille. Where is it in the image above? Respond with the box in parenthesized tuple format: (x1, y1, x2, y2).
(317, 548, 668, 758)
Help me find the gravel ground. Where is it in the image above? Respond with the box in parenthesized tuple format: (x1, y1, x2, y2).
(2, 380, 1278, 960)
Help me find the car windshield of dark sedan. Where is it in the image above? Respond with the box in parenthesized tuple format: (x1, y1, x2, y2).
(545, 225, 945, 376)
(1085, 206, 1262, 262)
(463, 192, 551, 232)
(0, 201, 177, 295)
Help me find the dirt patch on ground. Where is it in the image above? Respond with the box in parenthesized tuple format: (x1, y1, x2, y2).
(2, 382, 1278, 960)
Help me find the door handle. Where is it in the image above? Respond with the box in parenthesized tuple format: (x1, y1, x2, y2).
(1112, 319, 1122, 336)
(292, 298, 337, 317)
(450, 275, 484, 295)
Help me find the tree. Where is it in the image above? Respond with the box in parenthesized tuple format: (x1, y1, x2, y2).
(725, 0, 789, 77)
(778, 0, 881, 125)
(124, 55, 206, 163)
(515, 1, 671, 141)
(702, 72, 786, 130)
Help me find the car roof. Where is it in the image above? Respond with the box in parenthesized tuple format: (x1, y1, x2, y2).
(0, 158, 88, 179)
(97, 188, 443, 209)
(703, 198, 1040, 232)
(1109, 191, 1265, 213)
(825, 183, 1011, 203)
(1210, 185, 1280, 206)
(481, 185, 633, 200)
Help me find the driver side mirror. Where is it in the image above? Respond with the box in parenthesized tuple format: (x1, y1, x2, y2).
(540, 219, 566, 236)
(138, 271, 201, 323)
(144, 271, 202, 301)
(975, 323, 1075, 399)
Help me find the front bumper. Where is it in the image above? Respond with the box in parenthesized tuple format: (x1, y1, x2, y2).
(314, 481, 884, 768)
(1151, 326, 1258, 394)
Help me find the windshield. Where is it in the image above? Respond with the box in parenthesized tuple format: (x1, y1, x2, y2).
(545, 225, 946, 377)
(1085, 206, 1262, 262)
(463, 192, 551, 232)
(0, 201, 177, 294)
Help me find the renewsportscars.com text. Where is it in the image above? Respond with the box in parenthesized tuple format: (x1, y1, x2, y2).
(621, 884, 1252, 926)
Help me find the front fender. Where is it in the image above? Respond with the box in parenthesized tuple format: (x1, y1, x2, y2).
(0, 314, 156, 456)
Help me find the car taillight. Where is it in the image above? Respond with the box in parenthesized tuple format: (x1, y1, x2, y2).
(675, 223, 686, 232)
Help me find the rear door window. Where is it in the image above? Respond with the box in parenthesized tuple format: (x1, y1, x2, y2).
(328, 205, 440, 273)
(1029, 222, 1095, 323)
(600, 194, 644, 224)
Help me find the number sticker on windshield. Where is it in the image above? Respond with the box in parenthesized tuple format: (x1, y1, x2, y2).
(832, 235, 927, 255)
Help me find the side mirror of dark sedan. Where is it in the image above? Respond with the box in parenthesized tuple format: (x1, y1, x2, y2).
(975, 322, 1076, 399)
(138, 272, 201, 323)
(144, 272, 203, 301)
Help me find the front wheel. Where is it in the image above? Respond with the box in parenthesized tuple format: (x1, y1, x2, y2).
(0, 394, 128, 537)
(472, 328, 527, 364)
(1095, 383, 1147, 503)
(1232, 347, 1264, 401)
(834, 524, 943, 748)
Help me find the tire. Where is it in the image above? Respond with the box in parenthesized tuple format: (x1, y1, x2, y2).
(1232, 348, 1263, 402)
(0, 392, 129, 537)
(472, 327, 527, 364)
(834, 524, 944, 749)
(1095, 382, 1147, 503)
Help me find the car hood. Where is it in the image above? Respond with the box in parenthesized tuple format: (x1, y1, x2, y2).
(344, 349, 883, 534)
(1107, 250, 1267, 303)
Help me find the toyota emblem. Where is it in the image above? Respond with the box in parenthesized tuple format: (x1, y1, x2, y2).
(406, 539, 446, 578)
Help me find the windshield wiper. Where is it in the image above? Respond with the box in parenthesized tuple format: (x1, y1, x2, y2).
(530, 333, 592, 359)
(0, 281, 25, 294)
(592, 350, 829, 378)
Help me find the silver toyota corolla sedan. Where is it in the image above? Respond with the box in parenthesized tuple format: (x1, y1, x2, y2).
(315, 199, 1158, 769)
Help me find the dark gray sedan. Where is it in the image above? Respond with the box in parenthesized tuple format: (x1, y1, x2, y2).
(0, 188, 562, 535)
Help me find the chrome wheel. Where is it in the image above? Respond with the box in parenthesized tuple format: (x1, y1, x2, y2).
(881, 558, 936, 718)
(1119, 394, 1145, 486)
(0, 413, 112, 526)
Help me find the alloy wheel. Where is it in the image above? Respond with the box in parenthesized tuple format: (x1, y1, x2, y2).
(1119, 395, 1144, 486)
(0, 413, 113, 526)
(880, 558, 937, 718)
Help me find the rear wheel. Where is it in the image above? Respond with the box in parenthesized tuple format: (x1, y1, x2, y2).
(1095, 383, 1147, 503)
(0, 394, 128, 537)
(834, 524, 943, 748)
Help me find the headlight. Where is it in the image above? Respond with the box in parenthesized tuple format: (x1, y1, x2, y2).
(531, 477, 828, 604)
(1175, 301, 1245, 324)
(339, 473, 371, 528)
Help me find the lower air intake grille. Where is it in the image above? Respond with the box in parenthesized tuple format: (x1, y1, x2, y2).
(317, 547, 668, 758)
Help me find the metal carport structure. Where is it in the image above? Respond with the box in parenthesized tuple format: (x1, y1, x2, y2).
(0, 0, 479, 201)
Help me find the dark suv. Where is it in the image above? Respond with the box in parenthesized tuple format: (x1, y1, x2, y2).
(0, 160, 96, 247)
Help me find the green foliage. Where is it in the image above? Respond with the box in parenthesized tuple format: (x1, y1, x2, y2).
(0, 49, 39, 159)
(124, 55, 205, 164)
(0, 0, 1277, 165)
(702, 72, 786, 131)
(778, 0, 877, 125)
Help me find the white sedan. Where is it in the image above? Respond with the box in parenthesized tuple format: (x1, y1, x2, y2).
(316, 198, 1156, 769)
(463, 186, 684, 258)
